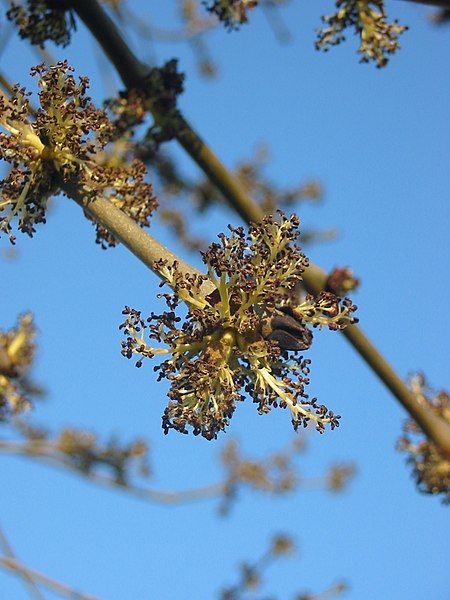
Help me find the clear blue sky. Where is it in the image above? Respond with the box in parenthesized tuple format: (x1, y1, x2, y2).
(1, 1, 449, 599)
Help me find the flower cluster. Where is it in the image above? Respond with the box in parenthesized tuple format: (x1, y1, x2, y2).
(121, 214, 357, 440)
(6, 0, 75, 47)
(15, 420, 150, 485)
(106, 60, 184, 150)
(218, 437, 355, 513)
(0, 314, 36, 419)
(203, 0, 258, 30)
(0, 62, 156, 246)
(316, 0, 407, 68)
(397, 374, 450, 503)
(221, 532, 348, 600)
(218, 438, 300, 514)
(220, 534, 295, 600)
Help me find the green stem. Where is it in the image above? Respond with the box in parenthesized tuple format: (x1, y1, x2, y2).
(60, 180, 215, 295)
(70, 0, 450, 457)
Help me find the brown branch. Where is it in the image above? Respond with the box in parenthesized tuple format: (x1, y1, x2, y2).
(0, 556, 101, 600)
(0, 523, 44, 600)
(0, 437, 340, 505)
(397, 0, 450, 9)
(0, 439, 226, 505)
(69, 0, 450, 457)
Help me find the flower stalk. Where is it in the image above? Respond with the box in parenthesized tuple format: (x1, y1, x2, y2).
(69, 0, 450, 456)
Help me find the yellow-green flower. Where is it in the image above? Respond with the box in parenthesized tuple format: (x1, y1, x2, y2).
(121, 214, 357, 439)
(0, 314, 36, 419)
(316, 0, 407, 67)
(0, 62, 156, 246)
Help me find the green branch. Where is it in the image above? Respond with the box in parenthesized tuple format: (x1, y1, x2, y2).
(61, 180, 215, 294)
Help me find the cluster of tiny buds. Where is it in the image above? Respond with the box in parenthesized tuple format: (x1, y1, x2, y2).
(7, 1, 75, 48)
(326, 266, 360, 296)
(397, 374, 450, 503)
(218, 438, 355, 514)
(105, 59, 185, 149)
(221, 532, 348, 600)
(0, 313, 36, 419)
(203, 0, 258, 30)
(315, 0, 408, 67)
(120, 213, 357, 440)
(0, 61, 156, 246)
(16, 420, 150, 485)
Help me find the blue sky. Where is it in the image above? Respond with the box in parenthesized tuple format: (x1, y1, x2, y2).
(1, 1, 449, 599)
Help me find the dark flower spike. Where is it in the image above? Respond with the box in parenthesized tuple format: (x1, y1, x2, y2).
(0, 62, 156, 246)
(121, 214, 357, 440)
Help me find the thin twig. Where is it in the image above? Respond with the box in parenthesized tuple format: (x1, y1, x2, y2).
(0, 439, 225, 505)
(0, 523, 44, 600)
(68, 0, 450, 457)
(0, 556, 102, 600)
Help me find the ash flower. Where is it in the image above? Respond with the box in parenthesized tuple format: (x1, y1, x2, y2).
(397, 374, 450, 503)
(0, 313, 36, 419)
(0, 62, 156, 246)
(203, 0, 258, 30)
(7, 1, 75, 47)
(316, 0, 407, 68)
(121, 214, 357, 440)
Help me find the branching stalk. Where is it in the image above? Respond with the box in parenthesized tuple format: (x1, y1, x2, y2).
(68, 0, 450, 457)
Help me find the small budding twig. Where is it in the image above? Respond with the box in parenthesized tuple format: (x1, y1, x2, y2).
(69, 0, 450, 457)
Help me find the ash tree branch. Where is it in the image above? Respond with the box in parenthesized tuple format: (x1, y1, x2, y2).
(397, 0, 450, 9)
(0, 438, 225, 504)
(61, 180, 214, 292)
(0, 556, 101, 600)
(67, 0, 450, 457)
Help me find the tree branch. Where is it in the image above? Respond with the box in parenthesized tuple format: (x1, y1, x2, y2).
(68, 0, 450, 457)
(0, 557, 101, 600)
(61, 180, 215, 295)
(0, 438, 225, 505)
(0, 437, 337, 505)
(397, 0, 450, 9)
(0, 523, 44, 600)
